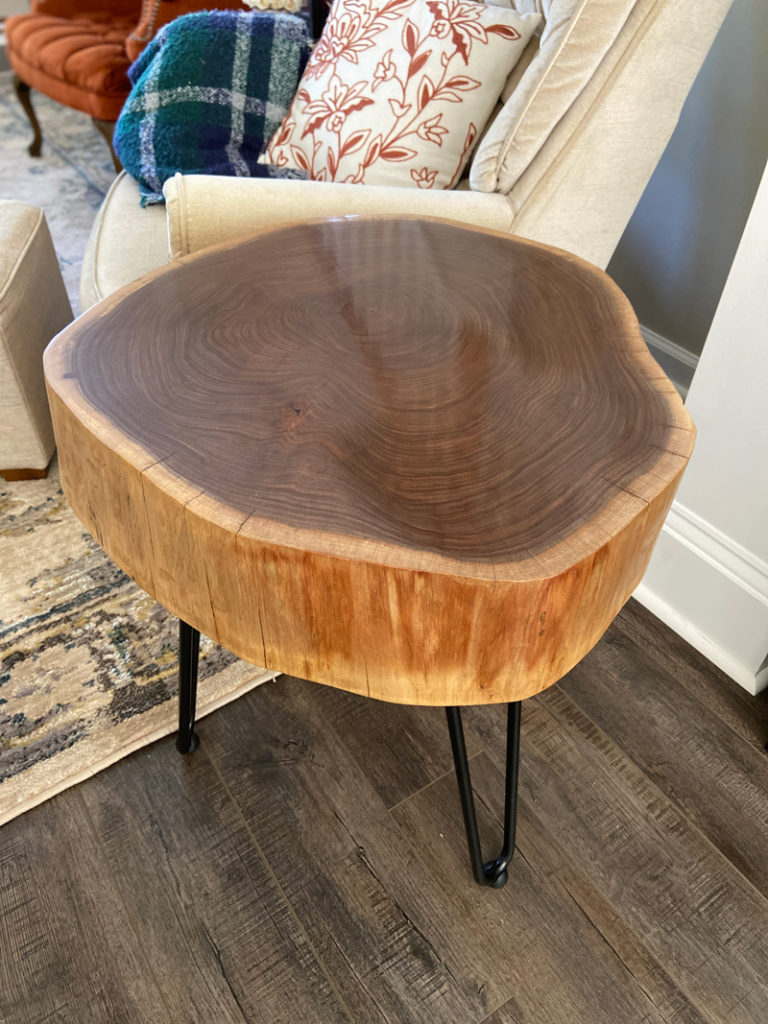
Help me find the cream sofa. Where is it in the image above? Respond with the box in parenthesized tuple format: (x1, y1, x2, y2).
(80, 0, 734, 311)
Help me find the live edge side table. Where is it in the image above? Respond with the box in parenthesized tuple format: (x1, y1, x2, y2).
(43, 218, 694, 888)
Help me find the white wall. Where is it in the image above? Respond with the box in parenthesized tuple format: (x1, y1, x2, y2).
(604, 0, 768, 693)
(608, 0, 768, 359)
(634, 157, 768, 695)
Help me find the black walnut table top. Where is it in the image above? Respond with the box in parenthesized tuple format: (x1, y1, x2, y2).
(44, 218, 694, 705)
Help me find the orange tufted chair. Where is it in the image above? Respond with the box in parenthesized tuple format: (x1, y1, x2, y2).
(6, 0, 251, 169)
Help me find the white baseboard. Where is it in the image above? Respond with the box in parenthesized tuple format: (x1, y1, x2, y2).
(640, 326, 698, 398)
(664, 503, 768, 604)
(634, 584, 768, 695)
(635, 501, 768, 695)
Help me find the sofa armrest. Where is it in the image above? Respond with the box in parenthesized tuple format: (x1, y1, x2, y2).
(126, 0, 249, 62)
(80, 173, 170, 311)
(163, 175, 516, 260)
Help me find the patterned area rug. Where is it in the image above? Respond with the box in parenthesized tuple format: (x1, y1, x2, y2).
(0, 75, 276, 824)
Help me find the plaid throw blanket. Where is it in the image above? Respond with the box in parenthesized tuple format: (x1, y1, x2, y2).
(114, 10, 311, 205)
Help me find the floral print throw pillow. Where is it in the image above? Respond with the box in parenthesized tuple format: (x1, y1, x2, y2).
(260, 0, 541, 189)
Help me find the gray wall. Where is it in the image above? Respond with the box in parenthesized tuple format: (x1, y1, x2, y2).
(0, 2, 28, 73)
(607, 0, 768, 357)
(0, 2, 29, 16)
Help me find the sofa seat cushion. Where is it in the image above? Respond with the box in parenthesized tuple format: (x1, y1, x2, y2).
(6, 11, 137, 121)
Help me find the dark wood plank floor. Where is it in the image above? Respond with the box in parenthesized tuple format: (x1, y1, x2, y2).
(1, 599, 767, 1024)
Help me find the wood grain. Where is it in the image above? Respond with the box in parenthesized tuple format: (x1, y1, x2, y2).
(561, 610, 768, 897)
(0, 790, 173, 1024)
(2, 601, 767, 1024)
(464, 686, 768, 1022)
(203, 677, 672, 1024)
(607, 600, 768, 749)
(44, 217, 695, 705)
(78, 732, 353, 1024)
(0, 719, 354, 1024)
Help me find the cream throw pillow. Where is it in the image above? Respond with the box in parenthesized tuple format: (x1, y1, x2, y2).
(470, 0, 639, 194)
(261, 0, 540, 189)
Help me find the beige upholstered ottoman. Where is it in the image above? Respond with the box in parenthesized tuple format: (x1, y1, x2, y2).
(0, 201, 72, 480)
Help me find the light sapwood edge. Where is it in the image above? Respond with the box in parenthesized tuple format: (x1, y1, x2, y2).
(46, 381, 683, 704)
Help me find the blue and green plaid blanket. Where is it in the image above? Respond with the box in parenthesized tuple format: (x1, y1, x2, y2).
(114, 10, 311, 205)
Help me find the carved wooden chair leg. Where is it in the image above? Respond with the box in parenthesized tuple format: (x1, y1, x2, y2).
(91, 118, 122, 173)
(13, 75, 43, 157)
(446, 701, 521, 888)
(177, 619, 200, 753)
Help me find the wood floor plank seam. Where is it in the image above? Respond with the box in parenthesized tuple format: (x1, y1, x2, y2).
(553, 863, 689, 1024)
(35, 788, 176, 1024)
(611, 607, 768, 748)
(311, 685, 660, 1023)
(199, 920, 250, 1024)
(468, 846, 592, 1024)
(220, 682, 497, 1021)
(4, 603, 765, 1022)
(384, 758, 475, 814)
(74, 774, 229, 1024)
(598, 624, 768, 759)
(77, 734, 352, 1024)
(525, 693, 768, 1009)
(462, 686, 768, 1019)
(86, 784, 259, 1024)
(202, 738, 359, 1024)
(551, 672, 768, 913)
(537, 686, 766, 881)
(511, 801, 727, 1024)
(74, 787, 192, 1024)
(456, 753, 694, 1024)
(353, 843, 476, 1012)
(325, 794, 486, 1017)
(307, 912, 392, 1024)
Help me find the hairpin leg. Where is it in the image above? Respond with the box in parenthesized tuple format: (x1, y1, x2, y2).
(177, 619, 200, 754)
(446, 701, 521, 888)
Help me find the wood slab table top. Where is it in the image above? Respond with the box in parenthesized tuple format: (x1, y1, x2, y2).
(44, 217, 694, 706)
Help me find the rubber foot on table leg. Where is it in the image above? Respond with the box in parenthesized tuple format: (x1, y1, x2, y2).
(176, 731, 199, 755)
(484, 861, 509, 889)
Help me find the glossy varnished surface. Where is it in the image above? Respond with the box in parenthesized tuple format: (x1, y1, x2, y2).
(44, 218, 694, 704)
(65, 219, 670, 565)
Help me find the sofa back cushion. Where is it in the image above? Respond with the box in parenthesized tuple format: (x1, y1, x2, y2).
(470, 0, 638, 193)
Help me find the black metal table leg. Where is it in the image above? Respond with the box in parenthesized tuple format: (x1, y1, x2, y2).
(177, 619, 200, 754)
(446, 701, 521, 888)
